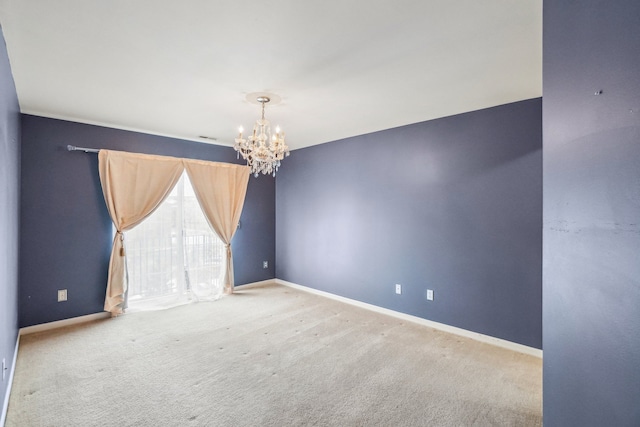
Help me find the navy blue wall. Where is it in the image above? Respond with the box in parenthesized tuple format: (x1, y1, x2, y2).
(543, 1, 640, 425)
(19, 115, 275, 327)
(0, 25, 20, 414)
(276, 98, 542, 349)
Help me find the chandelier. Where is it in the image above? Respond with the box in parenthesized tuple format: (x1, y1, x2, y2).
(234, 96, 290, 177)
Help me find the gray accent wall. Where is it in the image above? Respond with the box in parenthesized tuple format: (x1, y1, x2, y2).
(276, 98, 542, 349)
(0, 25, 20, 413)
(543, 1, 640, 425)
(19, 115, 275, 327)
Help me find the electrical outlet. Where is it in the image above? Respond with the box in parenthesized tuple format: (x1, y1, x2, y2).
(263, 261, 268, 269)
(426, 289, 434, 301)
(395, 284, 402, 295)
(58, 289, 67, 302)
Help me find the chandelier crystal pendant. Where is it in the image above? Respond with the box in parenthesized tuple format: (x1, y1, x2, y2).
(234, 96, 290, 177)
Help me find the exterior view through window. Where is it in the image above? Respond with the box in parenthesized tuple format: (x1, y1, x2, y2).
(125, 172, 225, 311)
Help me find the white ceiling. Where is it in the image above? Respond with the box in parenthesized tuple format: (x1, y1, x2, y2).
(0, 0, 541, 150)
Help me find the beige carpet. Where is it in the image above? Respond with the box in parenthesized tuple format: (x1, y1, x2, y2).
(6, 283, 542, 426)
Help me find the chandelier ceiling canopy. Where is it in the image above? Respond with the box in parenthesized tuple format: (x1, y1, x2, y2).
(234, 93, 290, 177)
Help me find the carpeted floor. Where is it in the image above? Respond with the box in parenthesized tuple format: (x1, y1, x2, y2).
(6, 283, 542, 426)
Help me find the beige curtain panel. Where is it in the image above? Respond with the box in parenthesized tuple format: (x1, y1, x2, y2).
(98, 150, 184, 315)
(98, 149, 250, 315)
(184, 159, 250, 294)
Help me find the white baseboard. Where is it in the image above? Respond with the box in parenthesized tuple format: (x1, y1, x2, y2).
(17, 283, 275, 335)
(1, 333, 20, 427)
(19, 312, 111, 336)
(234, 279, 276, 291)
(274, 279, 543, 358)
(14, 279, 541, 355)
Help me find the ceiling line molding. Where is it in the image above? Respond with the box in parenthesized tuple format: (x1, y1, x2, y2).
(19, 109, 234, 147)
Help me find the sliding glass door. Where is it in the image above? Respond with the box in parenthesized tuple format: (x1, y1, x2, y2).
(125, 172, 225, 311)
